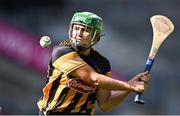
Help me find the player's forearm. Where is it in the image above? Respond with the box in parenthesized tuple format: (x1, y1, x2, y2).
(99, 91, 130, 112)
(71, 65, 135, 92)
(94, 73, 134, 92)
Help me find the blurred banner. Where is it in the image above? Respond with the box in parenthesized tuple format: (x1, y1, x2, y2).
(0, 21, 52, 74)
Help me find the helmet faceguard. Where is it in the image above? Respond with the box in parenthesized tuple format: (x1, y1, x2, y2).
(69, 12, 103, 52)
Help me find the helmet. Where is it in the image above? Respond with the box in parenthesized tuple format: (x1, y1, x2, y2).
(69, 12, 103, 51)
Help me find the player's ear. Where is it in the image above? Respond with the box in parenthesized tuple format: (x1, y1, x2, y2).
(91, 33, 102, 46)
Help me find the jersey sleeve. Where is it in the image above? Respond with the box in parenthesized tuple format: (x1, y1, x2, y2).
(51, 45, 86, 74)
(98, 51, 112, 77)
(105, 60, 112, 77)
(106, 71, 112, 77)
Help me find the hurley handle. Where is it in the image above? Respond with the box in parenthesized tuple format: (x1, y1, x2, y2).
(134, 58, 154, 104)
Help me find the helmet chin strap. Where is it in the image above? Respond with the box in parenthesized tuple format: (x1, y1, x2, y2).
(70, 38, 89, 52)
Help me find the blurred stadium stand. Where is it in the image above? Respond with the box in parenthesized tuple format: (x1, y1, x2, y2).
(0, 0, 180, 115)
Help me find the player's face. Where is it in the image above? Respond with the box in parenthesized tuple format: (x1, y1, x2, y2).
(71, 24, 93, 46)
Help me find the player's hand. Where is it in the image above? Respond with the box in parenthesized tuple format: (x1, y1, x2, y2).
(133, 81, 146, 93)
(128, 71, 150, 93)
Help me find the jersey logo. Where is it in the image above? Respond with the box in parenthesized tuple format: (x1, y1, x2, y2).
(67, 78, 96, 94)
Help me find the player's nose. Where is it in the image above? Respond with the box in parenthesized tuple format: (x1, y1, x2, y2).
(77, 29, 84, 37)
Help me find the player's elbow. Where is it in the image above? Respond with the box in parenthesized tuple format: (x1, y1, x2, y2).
(79, 68, 100, 87)
(90, 72, 104, 87)
(72, 66, 100, 87)
(90, 74, 99, 86)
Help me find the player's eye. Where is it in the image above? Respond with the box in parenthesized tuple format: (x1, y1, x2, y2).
(74, 26, 79, 30)
(81, 28, 86, 32)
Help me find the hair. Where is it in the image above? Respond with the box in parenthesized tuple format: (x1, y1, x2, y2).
(59, 39, 71, 46)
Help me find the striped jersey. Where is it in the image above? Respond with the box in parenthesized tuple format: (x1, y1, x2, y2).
(37, 44, 111, 115)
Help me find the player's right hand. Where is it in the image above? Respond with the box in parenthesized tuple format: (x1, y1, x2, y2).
(128, 71, 150, 93)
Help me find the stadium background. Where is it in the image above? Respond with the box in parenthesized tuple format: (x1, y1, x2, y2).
(0, 0, 180, 114)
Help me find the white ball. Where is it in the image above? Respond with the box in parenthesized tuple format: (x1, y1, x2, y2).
(40, 36, 51, 48)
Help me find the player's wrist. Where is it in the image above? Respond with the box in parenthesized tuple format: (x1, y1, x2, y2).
(128, 84, 135, 92)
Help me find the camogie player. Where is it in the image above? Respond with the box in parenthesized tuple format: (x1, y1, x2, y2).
(37, 11, 150, 115)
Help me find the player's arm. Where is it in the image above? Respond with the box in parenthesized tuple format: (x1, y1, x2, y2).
(97, 89, 130, 112)
(96, 71, 129, 112)
(96, 72, 150, 112)
(70, 64, 144, 93)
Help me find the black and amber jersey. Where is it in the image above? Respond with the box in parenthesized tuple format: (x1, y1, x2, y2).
(37, 44, 111, 115)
